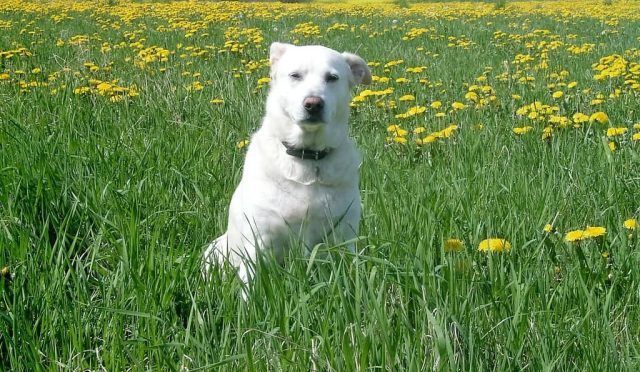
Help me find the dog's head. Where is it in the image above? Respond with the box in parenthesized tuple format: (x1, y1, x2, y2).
(266, 42, 371, 131)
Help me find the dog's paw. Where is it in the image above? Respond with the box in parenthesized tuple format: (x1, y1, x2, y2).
(201, 237, 225, 278)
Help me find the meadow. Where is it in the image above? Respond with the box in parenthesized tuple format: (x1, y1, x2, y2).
(1, 0, 640, 369)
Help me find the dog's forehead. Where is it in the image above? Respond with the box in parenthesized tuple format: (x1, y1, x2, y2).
(279, 45, 348, 72)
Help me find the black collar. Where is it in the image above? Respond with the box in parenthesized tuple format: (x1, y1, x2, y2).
(282, 142, 330, 160)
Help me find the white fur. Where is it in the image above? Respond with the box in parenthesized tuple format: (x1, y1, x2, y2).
(203, 43, 371, 289)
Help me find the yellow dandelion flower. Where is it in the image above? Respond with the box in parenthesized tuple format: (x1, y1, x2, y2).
(543, 224, 554, 233)
(584, 226, 606, 238)
(464, 91, 479, 102)
(399, 94, 415, 101)
(606, 127, 628, 137)
(552, 91, 564, 99)
(236, 139, 250, 149)
(394, 106, 426, 119)
(623, 218, 637, 230)
(413, 126, 426, 134)
(589, 111, 609, 124)
(451, 101, 466, 110)
(513, 126, 533, 135)
(444, 239, 464, 252)
(633, 133, 640, 141)
(608, 141, 616, 151)
(565, 229, 585, 242)
(256, 77, 271, 85)
(392, 136, 407, 144)
(96, 82, 112, 94)
(438, 124, 458, 138)
(209, 98, 224, 104)
(421, 135, 437, 144)
(572, 112, 589, 124)
(478, 239, 511, 253)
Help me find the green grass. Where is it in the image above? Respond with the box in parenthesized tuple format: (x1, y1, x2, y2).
(1, 1, 640, 369)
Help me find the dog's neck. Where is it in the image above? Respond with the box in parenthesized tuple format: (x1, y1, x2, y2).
(281, 142, 331, 160)
(263, 115, 347, 153)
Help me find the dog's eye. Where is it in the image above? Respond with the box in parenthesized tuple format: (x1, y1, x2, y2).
(326, 73, 339, 82)
(289, 72, 302, 81)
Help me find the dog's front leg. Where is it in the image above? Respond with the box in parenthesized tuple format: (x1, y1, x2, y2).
(202, 232, 258, 299)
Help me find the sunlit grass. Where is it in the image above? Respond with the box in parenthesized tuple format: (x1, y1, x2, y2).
(1, 0, 640, 369)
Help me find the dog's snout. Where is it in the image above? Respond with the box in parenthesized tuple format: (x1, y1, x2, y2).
(303, 96, 324, 114)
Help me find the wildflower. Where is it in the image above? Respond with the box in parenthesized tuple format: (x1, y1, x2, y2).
(386, 124, 408, 136)
(606, 127, 628, 137)
(451, 101, 466, 110)
(413, 127, 426, 134)
(257, 77, 271, 85)
(608, 142, 616, 151)
(478, 239, 511, 253)
(623, 218, 637, 230)
(513, 126, 533, 135)
(572, 112, 590, 124)
(543, 224, 554, 233)
(566, 226, 606, 241)
(434, 124, 458, 138)
(464, 91, 479, 102)
(589, 111, 609, 124)
(399, 94, 415, 101)
(389, 136, 407, 144)
(420, 135, 437, 144)
(584, 226, 606, 238)
(210, 98, 224, 104)
(444, 239, 464, 252)
(634, 133, 640, 141)
(552, 91, 564, 99)
(565, 229, 585, 242)
(430, 101, 442, 109)
(236, 139, 250, 149)
(394, 106, 426, 119)
(96, 82, 111, 95)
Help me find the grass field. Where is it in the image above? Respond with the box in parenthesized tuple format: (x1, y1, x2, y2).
(2, 0, 640, 369)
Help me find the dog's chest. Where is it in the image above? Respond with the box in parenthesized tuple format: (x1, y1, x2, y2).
(275, 179, 356, 222)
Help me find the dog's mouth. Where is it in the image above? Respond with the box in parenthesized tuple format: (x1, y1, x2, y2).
(300, 117, 324, 125)
(298, 114, 325, 127)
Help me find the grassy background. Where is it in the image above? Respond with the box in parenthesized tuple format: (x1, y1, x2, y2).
(1, 1, 640, 370)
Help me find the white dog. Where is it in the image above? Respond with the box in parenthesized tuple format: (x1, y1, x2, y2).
(203, 42, 371, 288)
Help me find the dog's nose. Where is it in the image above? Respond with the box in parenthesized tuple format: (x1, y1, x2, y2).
(303, 96, 324, 114)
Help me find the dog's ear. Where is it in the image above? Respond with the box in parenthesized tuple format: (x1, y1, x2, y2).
(342, 52, 372, 86)
(270, 42, 293, 68)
